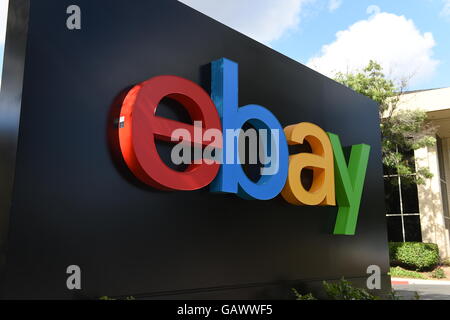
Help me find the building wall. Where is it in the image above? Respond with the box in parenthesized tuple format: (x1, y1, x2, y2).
(397, 87, 450, 259)
(397, 88, 450, 112)
(440, 138, 450, 258)
(415, 145, 450, 259)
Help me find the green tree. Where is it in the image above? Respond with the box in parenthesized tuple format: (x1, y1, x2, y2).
(335, 61, 436, 185)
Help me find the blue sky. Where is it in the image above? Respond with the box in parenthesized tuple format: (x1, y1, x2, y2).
(180, 0, 450, 90)
(1, 0, 449, 90)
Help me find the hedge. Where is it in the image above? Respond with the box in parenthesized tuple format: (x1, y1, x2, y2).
(389, 242, 440, 272)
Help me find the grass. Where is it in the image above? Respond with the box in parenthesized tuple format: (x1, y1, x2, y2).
(431, 268, 446, 279)
(389, 266, 427, 279)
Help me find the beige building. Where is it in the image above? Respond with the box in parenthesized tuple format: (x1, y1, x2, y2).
(391, 87, 450, 259)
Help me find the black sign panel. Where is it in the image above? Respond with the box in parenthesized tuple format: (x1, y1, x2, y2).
(0, 0, 390, 299)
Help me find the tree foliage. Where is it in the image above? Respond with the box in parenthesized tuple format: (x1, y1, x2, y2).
(335, 61, 436, 185)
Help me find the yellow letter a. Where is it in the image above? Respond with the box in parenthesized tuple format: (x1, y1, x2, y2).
(281, 122, 335, 206)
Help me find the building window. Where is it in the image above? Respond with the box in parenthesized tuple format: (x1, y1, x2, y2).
(384, 148, 422, 242)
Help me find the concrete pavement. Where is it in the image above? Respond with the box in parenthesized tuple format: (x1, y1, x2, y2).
(392, 278, 450, 300)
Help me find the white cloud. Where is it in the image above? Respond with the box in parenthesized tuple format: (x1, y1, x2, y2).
(441, 0, 450, 17)
(307, 10, 439, 86)
(328, 0, 342, 12)
(0, 0, 8, 90)
(0, 0, 7, 44)
(366, 4, 380, 16)
(178, 0, 312, 44)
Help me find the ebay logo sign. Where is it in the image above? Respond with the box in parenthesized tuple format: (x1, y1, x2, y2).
(118, 58, 371, 235)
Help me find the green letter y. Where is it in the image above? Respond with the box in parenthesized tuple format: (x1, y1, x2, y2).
(328, 133, 371, 235)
